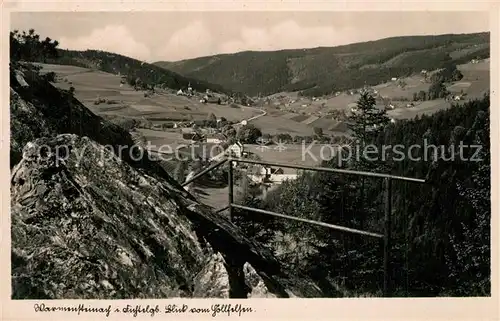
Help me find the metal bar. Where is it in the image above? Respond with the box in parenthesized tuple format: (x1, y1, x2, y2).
(181, 158, 227, 187)
(232, 204, 383, 238)
(228, 160, 234, 222)
(383, 177, 393, 297)
(233, 158, 426, 183)
(215, 205, 229, 214)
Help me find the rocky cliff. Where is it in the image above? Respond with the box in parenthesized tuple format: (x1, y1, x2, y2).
(10, 63, 325, 299)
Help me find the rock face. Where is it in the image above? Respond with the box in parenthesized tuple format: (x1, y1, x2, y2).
(10, 64, 324, 299)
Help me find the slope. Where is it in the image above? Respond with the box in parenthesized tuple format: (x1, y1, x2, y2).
(155, 33, 489, 97)
(9, 62, 329, 299)
(42, 49, 230, 95)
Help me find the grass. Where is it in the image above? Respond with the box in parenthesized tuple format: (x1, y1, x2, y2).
(38, 63, 259, 124)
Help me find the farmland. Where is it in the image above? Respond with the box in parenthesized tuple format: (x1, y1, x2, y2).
(252, 59, 489, 133)
(36, 63, 260, 129)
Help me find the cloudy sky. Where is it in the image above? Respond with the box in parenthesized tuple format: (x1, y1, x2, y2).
(11, 11, 489, 62)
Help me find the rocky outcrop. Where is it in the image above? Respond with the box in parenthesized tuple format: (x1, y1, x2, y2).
(10, 64, 325, 299)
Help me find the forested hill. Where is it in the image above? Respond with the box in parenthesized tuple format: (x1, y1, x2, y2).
(49, 49, 230, 94)
(234, 94, 490, 297)
(9, 28, 229, 95)
(155, 32, 489, 97)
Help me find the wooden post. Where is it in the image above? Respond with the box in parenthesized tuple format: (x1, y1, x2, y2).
(383, 177, 392, 297)
(228, 159, 234, 222)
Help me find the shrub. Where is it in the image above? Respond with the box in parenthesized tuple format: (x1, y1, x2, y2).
(43, 72, 57, 82)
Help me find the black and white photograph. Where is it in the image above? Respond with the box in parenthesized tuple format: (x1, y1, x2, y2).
(7, 8, 493, 307)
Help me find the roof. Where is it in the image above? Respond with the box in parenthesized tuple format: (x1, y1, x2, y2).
(207, 133, 227, 140)
(233, 141, 244, 147)
(182, 132, 203, 140)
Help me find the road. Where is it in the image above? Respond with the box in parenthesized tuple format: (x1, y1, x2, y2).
(208, 105, 267, 162)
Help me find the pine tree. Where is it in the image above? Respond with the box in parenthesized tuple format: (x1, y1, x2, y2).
(345, 91, 391, 229)
(173, 161, 187, 183)
(347, 90, 390, 147)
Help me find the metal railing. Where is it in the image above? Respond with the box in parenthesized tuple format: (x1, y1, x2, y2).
(181, 157, 426, 297)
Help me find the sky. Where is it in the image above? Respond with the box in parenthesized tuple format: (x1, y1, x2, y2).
(11, 11, 489, 63)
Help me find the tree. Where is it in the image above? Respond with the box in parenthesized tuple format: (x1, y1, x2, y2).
(10, 29, 59, 62)
(173, 161, 187, 183)
(236, 124, 262, 144)
(347, 90, 390, 146)
(417, 90, 427, 101)
(346, 91, 390, 229)
(313, 127, 323, 138)
(206, 113, 217, 128)
(222, 125, 237, 139)
(428, 79, 448, 100)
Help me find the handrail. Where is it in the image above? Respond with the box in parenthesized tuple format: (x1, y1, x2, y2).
(232, 204, 384, 238)
(181, 158, 227, 187)
(177, 155, 426, 297)
(231, 158, 426, 183)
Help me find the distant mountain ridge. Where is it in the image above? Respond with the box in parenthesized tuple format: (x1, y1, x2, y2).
(154, 32, 490, 97)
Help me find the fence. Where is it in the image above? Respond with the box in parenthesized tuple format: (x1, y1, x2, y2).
(181, 157, 426, 297)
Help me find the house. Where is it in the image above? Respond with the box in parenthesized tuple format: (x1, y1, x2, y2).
(267, 174, 298, 185)
(256, 137, 273, 145)
(201, 94, 222, 104)
(182, 132, 204, 143)
(247, 166, 284, 184)
(391, 77, 398, 81)
(177, 89, 184, 95)
(206, 133, 227, 144)
(228, 142, 244, 158)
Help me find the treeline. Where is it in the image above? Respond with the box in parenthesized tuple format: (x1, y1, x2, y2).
(47, 49, 229, 94)
(156, 33, 489, 98)
(412, 58, 465, 102)
(10, 29, 60, 63)
(10, 28, 231, 95)
(234, 94, 490, 297)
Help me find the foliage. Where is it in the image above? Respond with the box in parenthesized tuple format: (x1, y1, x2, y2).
(173, 161, 188, 183)
(236, 124, 262, 144)
(313, 127, 323, 137)
(206, 113, 217, 127)
(10, 29, 59, 62)
(347, 91, 390, 147)
(235, 94, 491, 296)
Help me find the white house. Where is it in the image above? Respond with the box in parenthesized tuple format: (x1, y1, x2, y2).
(247, 166, 289, 185)
(206, 133, 227, 144)
(391, 77, 398, 81)
(228, 142, 244, 158)
(267, 174, 298, 185)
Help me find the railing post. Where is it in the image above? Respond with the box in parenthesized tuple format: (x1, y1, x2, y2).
(228, 158, 234, 222)
(383, 177, 392, 297)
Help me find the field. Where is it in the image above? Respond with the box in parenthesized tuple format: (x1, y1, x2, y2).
(257, 59, 489, 132)
(190, 143, 327, 210)
(37, 63, 260, 127)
